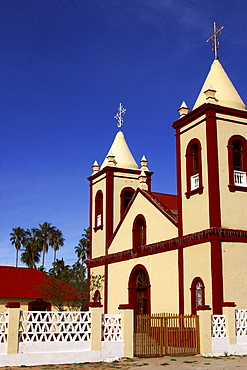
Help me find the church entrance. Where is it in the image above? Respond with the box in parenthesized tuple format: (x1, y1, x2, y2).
(128, 265, 150, 316)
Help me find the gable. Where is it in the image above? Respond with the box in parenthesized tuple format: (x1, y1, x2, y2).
(108, 190, 178, 254)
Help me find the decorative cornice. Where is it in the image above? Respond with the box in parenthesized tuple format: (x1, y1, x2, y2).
(86, 227, 247, 267)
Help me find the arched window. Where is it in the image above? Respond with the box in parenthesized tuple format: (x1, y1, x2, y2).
(190, 277, 205, 314)
(95, 190, 103, 229)
(186, 139, 203, 198)
(93, 290, 101, 303)
(132, 215, 146, 249)
(228, 136, 247, 190)
(120, 187, 135, 216)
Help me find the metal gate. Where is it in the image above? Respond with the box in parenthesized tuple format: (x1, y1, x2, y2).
(134, 313, 200, 357)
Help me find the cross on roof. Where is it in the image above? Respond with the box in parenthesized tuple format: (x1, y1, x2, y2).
(114, 103, 126, 129)
(206, 22, 224, 60)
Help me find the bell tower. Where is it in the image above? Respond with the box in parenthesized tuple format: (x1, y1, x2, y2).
(173, 58, 247, 314)
(88, 124, 152, 312)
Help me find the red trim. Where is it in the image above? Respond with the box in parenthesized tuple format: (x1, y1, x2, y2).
(94, 190, 103, 230)
(86, 227, 247, 267)
(175, 128, 183, 236)
(118, 304, 135, 310)
(197, 305, 211, 310)
(89, 182, 93, 260)
(178, 248, 184, 314)
(228, 135, 247, 192)
(185, 138, 203, 198)
(5, 302, 20, 308)
(107, 187, 178, 249)
(128, 264, 151, 316)
(88, 166, 153, 181)
(132, 214, 147, 249)
(173, 103, 247, 130)
(120, 187, 135, 216)
(88, 302, 103, 308)
(222, 302, 236, 307)
(206, 109, 221, 228)
(211, 239, 224, 314)
(105, 170, 114, 250)
(104, 264, 108, 314)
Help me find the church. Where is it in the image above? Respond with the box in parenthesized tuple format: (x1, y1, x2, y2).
(86, 52, 247, 321)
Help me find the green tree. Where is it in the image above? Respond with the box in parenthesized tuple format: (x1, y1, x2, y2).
(48, 258, 71, 282)
(50, 228, 65, 262)
(75, 228, 90, 262)
(37, 222, 56, 268)
(10, 226, 26, 267)
(21, 228, 41, 268)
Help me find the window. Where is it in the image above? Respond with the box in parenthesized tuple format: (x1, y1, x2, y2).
(132, 215, 146, 249)
(228, 136, 247, 191)
(186, 139, 203, 198)
(190, 277, 205, 314)
(120, 187, 135, 216)
(95, 190, 103, 229)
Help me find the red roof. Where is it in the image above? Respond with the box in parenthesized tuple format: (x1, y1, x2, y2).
(151, 192, 178, 214)
(0, 266, 61, 299)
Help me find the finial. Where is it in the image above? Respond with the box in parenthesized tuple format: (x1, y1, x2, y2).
(206, 22, 224, 60)
(140, 155, 149, 171)
(92, 160, 99, 174)
(178, 101, 190, 118)
(114, 103, 126, 129)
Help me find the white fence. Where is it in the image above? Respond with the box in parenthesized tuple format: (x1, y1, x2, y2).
(0, 308, 127, 367)
(211, 309, 247, 356)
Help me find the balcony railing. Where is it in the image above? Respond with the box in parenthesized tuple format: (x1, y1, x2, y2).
(234, 170, 247, 187)
(191, 173, 199, 191)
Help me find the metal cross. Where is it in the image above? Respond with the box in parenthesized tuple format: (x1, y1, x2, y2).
(206, 22, 224, 60)
(114, 103, 126, 129)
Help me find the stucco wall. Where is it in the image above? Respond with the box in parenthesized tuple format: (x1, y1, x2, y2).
(222, 242, 247, 308)
(183, 242, 212, 314)
(107, 251, 179, 314)
(217, 117, 247, 229)
(91, 173, 106, 258)
(108, 192, 178, 254)
(180, 118, 210, 235)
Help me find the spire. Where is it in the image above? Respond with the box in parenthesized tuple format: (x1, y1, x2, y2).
(100, 131, 138, 170)
(193, 59, 246, 111)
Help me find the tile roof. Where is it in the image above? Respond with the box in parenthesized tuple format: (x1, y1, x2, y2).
(150, 192, 178, 216)
(0, 266, 59, 299)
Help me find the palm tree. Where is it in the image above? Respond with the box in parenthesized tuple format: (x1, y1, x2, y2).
(38, 222, 55, 268)
(75, 228, 90, 262)
(21, 228, 41, 268)
(49, 258, 71, 282)
(50, 228, 65, 262)
(10, 227, 26, 267)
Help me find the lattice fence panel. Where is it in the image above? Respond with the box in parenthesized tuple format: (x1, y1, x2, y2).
(102, 314, 121, 341)
(0, 312, 8, 343)
(236, 309, 247, 336)
(211, 315, 226, 338)
(19, 311, 91, 342)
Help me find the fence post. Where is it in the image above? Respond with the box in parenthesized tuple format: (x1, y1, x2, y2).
(118, 306, 134, 357)
(223, 305, 236, 345)
(5, 302, 20, 354)
(197, 307, 212, 355)
(89, 304, 104, 351)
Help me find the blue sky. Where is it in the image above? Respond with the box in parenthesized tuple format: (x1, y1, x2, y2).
(1, 0, 247, 269)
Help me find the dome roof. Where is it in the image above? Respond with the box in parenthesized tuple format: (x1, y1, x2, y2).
(101, 131, 138, 170)
(193, 59, 246, 111)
